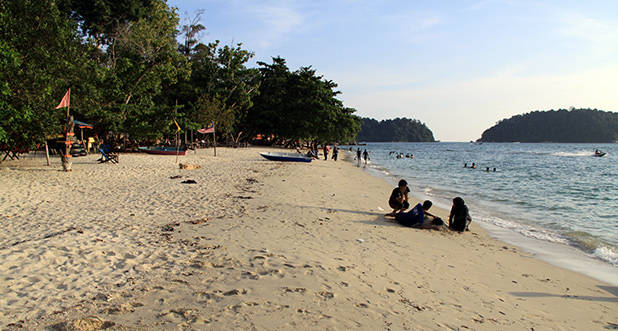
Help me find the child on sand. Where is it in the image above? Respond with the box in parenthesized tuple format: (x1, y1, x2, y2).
(395, 200, 442, 230)
(386, 180, 410, 216)
(449, 197, 472, 232)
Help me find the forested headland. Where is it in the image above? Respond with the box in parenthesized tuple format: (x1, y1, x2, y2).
(356, 118, 435, 142)
(0, 0, 360, 150)
(479, 109, 618, 143)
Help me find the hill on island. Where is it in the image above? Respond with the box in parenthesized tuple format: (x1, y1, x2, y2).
(479, 109, 618, 143)
(356, 117, 435, 142)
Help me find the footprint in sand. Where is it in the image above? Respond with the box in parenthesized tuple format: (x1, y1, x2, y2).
(223, 289, 248, 296)
(283, 287, 306, 294)
(319, 291, 335, 299)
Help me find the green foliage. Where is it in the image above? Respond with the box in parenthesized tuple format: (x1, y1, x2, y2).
(189, 42, 259, 139)
(479, 109, 618, 143)
(0, 0, 93, 149)
(246, 57, 360, 144)
(58, 0, 155, 45)
(356, 118, 435, 142)
(0, 2, 360, 149)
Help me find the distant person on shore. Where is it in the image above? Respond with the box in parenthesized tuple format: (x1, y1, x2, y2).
(323, 145, 329, 160)
(493, 168, 496, 172)
(394, 200, 443, 230)
(386, 179, 410, 216)
(464, 163, 467, 168)
(363, 149, 369, 167)
(449, 197, 472, 232)
(485, 167, 489, 172)
(356, 148, 362, 167)
(332, 145, 339, 161)
(471, 163, 476, 169)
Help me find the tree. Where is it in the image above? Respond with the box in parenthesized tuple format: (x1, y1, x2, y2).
(58, 0, 155, 46)
(93, 0, 190, 140)
(0, 0, 94, 150)
(185, 41, 260, 142)
(355, 118, 435, 142)
(246, 57, 361, 144)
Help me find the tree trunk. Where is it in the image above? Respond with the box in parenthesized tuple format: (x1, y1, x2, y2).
(44, 141, 50, 166)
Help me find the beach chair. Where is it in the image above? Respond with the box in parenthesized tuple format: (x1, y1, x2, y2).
(98, 148, 118, 164)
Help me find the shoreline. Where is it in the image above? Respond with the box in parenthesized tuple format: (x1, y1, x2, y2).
(353, 148, 618, 286)
(1, 148, 616, 329)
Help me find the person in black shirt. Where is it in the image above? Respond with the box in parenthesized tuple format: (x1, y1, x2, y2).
(362, 149, 369, 167)
(386, 179, 410, 216)
(355, 148, 362, 167)
(449, 197, 472, 232)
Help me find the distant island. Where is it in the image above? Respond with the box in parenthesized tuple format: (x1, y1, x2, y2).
(356, 117, 435, 142)
(479, 109, 618, 143)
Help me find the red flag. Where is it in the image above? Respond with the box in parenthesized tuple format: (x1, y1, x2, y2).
(198, 122, 215, 134)
(55, 88, 70, 109)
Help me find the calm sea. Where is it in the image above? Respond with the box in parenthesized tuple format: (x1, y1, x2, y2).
(347, 142, 617, 277)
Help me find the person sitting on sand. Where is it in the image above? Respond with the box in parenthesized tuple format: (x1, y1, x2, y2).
(386, 180, 410, 216)
(449, 197, 472, 232)
(395, 200, 442, 230)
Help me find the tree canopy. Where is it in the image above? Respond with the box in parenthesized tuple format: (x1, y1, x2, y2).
(0, 0, 361, 150)
(479, 109, 618, 143)
(356, 118, 435, 142)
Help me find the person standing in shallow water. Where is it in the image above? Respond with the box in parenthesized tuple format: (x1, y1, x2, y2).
(362, 149, 369, 167)
(356, 148, 362, 167)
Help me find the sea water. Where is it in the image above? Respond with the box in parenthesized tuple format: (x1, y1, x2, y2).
(347, 142, 617, 283)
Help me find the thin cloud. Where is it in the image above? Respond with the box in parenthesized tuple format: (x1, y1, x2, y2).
(558, 13, 618, 45)
(245, 4, 304, 49)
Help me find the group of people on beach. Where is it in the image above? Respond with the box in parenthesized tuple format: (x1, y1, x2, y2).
(304, 143, 340, 161)
(354, 148, 370, 167)
(385, 179, 471, 232)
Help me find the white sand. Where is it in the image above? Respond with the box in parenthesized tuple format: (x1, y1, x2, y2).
(0, 148, 616, 330)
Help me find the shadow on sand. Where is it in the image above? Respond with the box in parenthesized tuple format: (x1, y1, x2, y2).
(509, 287, 618, 303)
(286, 204, 405, 228)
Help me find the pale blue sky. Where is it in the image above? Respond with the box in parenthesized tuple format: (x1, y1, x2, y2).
(168, 0, 618, 141)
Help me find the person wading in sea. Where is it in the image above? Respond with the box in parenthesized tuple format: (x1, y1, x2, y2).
(363, 149, 369, 167)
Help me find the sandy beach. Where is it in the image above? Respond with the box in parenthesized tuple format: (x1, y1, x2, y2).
(0, 148, 616, 330)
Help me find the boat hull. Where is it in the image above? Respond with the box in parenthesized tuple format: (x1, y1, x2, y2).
(259, 152, 312, 162)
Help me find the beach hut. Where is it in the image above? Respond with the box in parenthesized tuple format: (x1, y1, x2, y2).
(73, 120, 93, 154)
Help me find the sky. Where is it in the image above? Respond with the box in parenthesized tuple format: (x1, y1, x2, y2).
(167, 0, 618, 141)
